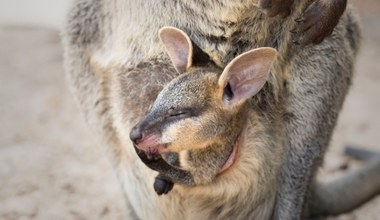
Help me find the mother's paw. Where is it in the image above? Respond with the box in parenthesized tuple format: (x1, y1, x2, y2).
(291, 0, 347, 46)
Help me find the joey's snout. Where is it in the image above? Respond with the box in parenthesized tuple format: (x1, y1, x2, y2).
(130, 126, 144, 145)
(130, 124, 166, 158)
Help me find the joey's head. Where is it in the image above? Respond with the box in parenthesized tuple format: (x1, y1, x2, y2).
(130, 27, 277, 185)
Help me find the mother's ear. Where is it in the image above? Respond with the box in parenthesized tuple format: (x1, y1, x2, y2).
(218, 47, 277, 108)
(159, 27, 194, 74)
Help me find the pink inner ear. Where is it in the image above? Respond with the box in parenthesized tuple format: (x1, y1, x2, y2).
(219, 48, 277, 107)
(159, 27, 193, 73)
(230, 78, 265, 101)
(168, 44, 189, 73)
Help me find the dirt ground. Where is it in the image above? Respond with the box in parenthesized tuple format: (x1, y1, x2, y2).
(0, 1, 379, 219)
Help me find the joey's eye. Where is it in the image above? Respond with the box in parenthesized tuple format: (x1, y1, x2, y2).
(167, 108, 190, 118)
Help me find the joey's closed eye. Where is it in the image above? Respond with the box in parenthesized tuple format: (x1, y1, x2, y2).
(167, 108, 192, 119)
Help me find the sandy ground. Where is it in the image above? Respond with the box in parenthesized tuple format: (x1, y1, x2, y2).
(0, 1, 379, 219)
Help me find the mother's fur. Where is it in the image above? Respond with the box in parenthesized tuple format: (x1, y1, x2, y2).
(62, 0, 378, 219)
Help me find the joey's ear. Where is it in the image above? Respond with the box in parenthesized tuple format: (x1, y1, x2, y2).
(218, 47, 277, 108)
(159, 27, 193, 74)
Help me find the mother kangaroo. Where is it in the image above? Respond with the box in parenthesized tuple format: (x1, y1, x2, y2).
(62, 0, 379, 219)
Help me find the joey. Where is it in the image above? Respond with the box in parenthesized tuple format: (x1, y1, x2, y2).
(130, 27, 277, 194)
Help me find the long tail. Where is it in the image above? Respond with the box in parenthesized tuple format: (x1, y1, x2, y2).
(310, 147, 380, 217)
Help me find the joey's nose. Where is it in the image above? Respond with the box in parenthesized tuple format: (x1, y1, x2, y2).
(130, 127, 143, 145)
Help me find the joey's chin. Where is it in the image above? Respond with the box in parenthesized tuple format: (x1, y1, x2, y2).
(161, 152, 181, 168)
(181, 140, 240, 185)
(145, 152, 162, 161)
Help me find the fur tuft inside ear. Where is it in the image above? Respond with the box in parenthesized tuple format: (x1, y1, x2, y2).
(218, 47, 277, 108)
(159, 27, 193, 74)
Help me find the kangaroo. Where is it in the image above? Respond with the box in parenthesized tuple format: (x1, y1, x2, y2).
(63, 0, 366, 219)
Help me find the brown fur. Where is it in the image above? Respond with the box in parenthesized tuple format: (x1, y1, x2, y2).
(61, 0, 380, 219)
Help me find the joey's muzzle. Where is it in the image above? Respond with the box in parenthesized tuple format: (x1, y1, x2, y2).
(130, 125, 166, 159)
(130, 126, 144, 145)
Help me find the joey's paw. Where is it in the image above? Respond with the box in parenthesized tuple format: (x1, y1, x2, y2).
(292, 0, 347, 46)
(154, 175, 174, 195)
(256, 0, 294, 18)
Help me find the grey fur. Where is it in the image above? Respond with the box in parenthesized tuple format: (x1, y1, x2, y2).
(62, 0, 380, 219)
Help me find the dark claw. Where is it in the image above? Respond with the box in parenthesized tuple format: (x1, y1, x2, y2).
(295, 17, 306, 23)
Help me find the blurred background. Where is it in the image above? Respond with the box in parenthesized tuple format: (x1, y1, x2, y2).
(0, 0, 379, 219)
(0, 0, 73, 28)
